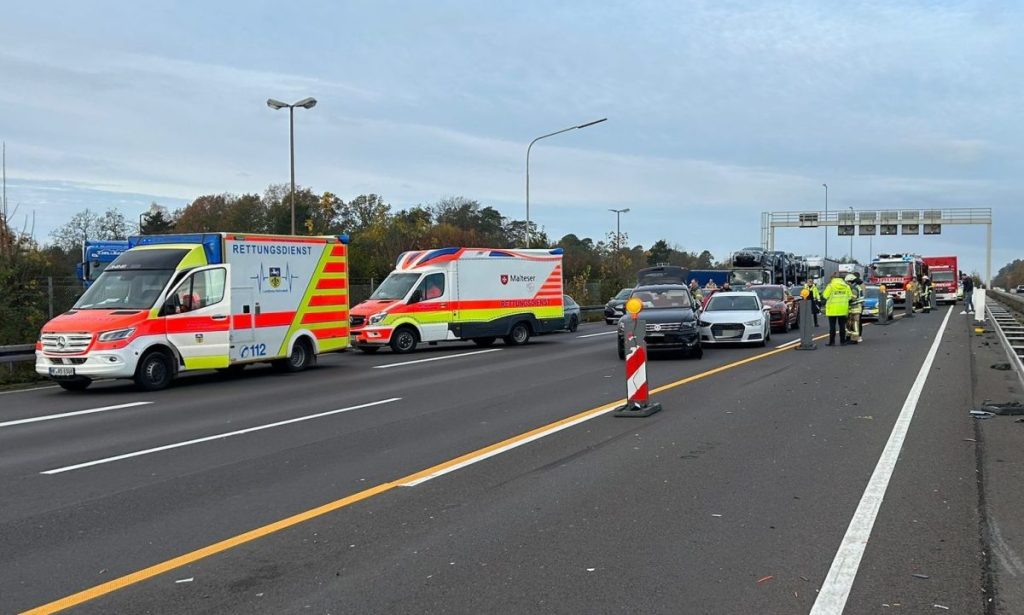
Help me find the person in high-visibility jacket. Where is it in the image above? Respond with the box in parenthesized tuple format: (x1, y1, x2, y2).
(845, 273, 864, 343)
(921, 275, 933, 313)
(822, 272, 852, 346)
(804, 279, 822, 327)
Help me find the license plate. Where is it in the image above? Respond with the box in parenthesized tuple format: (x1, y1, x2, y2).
(647, 333, 664, 339)
(49, 366, 76, 377)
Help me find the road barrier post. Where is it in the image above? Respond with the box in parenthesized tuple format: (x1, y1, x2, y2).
(904, 285, 914, 319)
(795, 290, 816, 350)
(877, 284, 890, 325)
(614, 298, 662, 418)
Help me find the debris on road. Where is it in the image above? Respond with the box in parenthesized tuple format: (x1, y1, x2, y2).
(979, 401, 1024, 415)
(711, 513, 723, 517)
(586, 568, 596, 572)
(757, 575, 773, 585)
(933, 604, 950, 610)
(912, 573, 930, 579)
(970, 410, 995, 419)
(175, 577, 194, 584)
(990, 363, 1011, 370)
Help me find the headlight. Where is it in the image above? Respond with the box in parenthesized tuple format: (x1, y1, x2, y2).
(681, 321, 696, 328)
(697, 320, 711, 327)
(743, 318, 763, 326)
(98, 327, 135, 342)
(368, 312, 388, 325)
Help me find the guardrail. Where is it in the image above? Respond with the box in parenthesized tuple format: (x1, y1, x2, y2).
(985, 290, 1024, 386)
(1, 344, 36, 371)
(990, 289, 1024, 311)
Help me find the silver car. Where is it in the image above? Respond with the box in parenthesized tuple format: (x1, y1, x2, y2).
(697, 291, 771, 346)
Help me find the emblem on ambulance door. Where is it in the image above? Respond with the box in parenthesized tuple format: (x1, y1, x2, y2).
(500, 274, 509, 285)
(269, 267, 282, 289)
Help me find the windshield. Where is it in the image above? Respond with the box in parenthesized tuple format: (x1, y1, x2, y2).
(873, 262, 910, 277)
(752, 286, 784, 302)
(931, 271, 954, 282)
(88, 262, 111, 282)
(370, 273, 421, 300)
(732, 270, 766, 285)
(807, 266, 823, 279)
(629, 288, 692, 309)
(74, 269, 174, 309)
(613, 288, 632, 300)
(864, 287, 885, 301)
(706, 295, 759, 312)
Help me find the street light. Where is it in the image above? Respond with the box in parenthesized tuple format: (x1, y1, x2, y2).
(267, 97, 318, 234)
(525, 117, 607, 247)
(822, 183, 828, 262)
(848, 206, 855, 261)
(609, 208, 630, 251)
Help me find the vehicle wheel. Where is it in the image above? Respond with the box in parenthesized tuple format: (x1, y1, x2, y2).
(274, 337, 315, 372)
(605, 318, 615, 325)
(57, 377, 92, 391)
(472, 337, 496, 348)
(617, 338, 626, 360)
(135, 350, 174, 391)
(782, 316, 791, 333)
(792, 311, 800, 330)
(690, 346, 703, 359)
(389, 328, 418, 354)
(503, 322, 531, 346)
(217, 364, 246, 377)
(568, 315, 579, 332)
(357, 345, 380, 354)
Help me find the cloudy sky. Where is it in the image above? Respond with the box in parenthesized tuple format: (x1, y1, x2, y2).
(1, 0, 1020, 278)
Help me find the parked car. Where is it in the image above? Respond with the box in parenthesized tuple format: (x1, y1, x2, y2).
(563, 294, 581, 332)
(616, 285, 701, 359)
(604, 287, 633, 324)
(748, 284, 798, 332)
(697, 291, 771, 347)
(861, 284, 894, 321)
(1016, 285, 1024, 294)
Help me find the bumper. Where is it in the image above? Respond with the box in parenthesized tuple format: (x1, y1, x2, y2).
(604, 307, 624, 321)
(699, 323, 764, 344)
(35, 346, 139, 379)
(640, 330, 700, 350)
(936, 292, 957, 303)
(350, 326, 394, 346)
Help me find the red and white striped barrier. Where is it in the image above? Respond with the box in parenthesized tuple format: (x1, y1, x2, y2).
(614, 330, 662, 417)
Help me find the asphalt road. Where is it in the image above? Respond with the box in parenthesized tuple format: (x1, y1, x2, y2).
(0, 309, 1005, 614)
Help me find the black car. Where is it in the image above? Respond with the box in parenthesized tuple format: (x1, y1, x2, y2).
(604, 287, 633, 324)
(616, 284, 702, 359)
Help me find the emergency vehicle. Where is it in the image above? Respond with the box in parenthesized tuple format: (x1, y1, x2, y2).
(869, 253, 926, 304)
(350, 247, 564, 353)
(76, 239, 130, 287)
(37, 233, 350, 391)
(922, 256, 959, 304)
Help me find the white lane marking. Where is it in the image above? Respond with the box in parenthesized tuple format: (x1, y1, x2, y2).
(0, 402, 153, 429)
(810, 306, 952, 615)
(774, 339, 800, 349)
(0, 385, 59, 395)
(400, 401, 620, 487)
(576, 330, 618, 339)
(372, 348, 501, 369)
(41, 398, 401, 475)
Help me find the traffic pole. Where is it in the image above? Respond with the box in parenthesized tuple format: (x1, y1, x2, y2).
(877, 284, 890, 325)
(795, 289, 816, 350)
(904, 284, 914, 318)
(615, 298, 662, 418)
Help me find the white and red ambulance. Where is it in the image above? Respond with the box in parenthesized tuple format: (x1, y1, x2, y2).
(36, 233, 350, 391)
(350, 247, 564, 353)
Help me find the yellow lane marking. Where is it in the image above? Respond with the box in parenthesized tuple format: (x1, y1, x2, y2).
(22, 322, 898, 614)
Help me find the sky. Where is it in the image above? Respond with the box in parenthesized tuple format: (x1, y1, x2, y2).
(1, 0, 1021, 279)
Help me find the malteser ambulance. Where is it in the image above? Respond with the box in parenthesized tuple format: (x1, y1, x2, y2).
(37, 233, 350, 391)
(349, 247, 564, 353)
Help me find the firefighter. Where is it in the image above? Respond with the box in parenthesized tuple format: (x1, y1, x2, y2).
(921, 275, 933, 313)
(822, 272, 852, 346)
(689, 279, 704, 305)
(845, 273, 864, 343)
(804, 279, 822, 327)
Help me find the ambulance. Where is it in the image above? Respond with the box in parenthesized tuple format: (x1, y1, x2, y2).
(36, 233, 350, 391)
(350, 247, 564, 353)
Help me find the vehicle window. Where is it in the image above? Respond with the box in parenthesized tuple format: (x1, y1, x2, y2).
(873, 263, 910, 277)
(752, 287, 784, 301)
(706, 295, 759, 311)
(170, 268, 226, 313)
(631, 288, 691, 309)
(370, 273, 421, 300)
(614, 288, 632, 300)
(74, 269, 176, 310)
(414, 273, 445, 300)
(931, 271, 954, 282)
(563, 295, 577, 307)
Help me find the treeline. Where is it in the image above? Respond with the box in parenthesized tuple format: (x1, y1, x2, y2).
(994, 259, 1024, 290)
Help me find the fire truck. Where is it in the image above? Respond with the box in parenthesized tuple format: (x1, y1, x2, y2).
(869, 253, 927, 304)
(922, 256, 959, 304)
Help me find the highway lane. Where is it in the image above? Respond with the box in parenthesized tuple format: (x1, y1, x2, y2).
(2, 314, 984, 613)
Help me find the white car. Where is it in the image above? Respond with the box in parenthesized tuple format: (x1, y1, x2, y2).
(697, 291, 771, 346)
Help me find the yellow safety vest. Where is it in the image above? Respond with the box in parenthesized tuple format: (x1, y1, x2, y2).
(823, 279, 852, 316)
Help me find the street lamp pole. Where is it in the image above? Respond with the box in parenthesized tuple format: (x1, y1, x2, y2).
(822, 183, 828, 262)
(267, 97, 318, 235)
(525, 118, 607, 247)
(609, 208, 630, 251)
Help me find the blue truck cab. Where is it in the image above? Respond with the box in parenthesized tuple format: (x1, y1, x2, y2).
(76, 240, 130, 287)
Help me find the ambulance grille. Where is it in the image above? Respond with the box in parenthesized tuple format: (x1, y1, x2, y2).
(41, 333, 93, 354)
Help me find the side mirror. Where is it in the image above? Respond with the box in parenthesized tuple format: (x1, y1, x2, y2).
(409, 290, 423, 304)
(160, 295, 177, 316)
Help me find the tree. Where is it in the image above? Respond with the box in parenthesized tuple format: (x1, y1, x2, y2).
(141, 204, 174, 234)
(647, 239, 672, 266)
(48, 208, 130, 253)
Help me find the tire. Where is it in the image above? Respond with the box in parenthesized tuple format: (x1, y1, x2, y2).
(687, 345, 703, 360)
(617, 338, 626, 360)
(134, 350, 174, 391)
(389, 328, 418, 354)
(357, 345, 380, 354)
(783, 315, 791, 333)
(568, 315, 579, 333)
(792, 310, 800, 330)
(503, 322, 531, 346)
(274, 338, 314, 372)
(472, 337, 496, 348)
(605, 318, 615, 325)
(57, 377, 92, 391)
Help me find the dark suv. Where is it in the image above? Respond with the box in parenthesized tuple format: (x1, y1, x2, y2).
(616, 284, 702, 359)
(604, 287, 633, 324)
